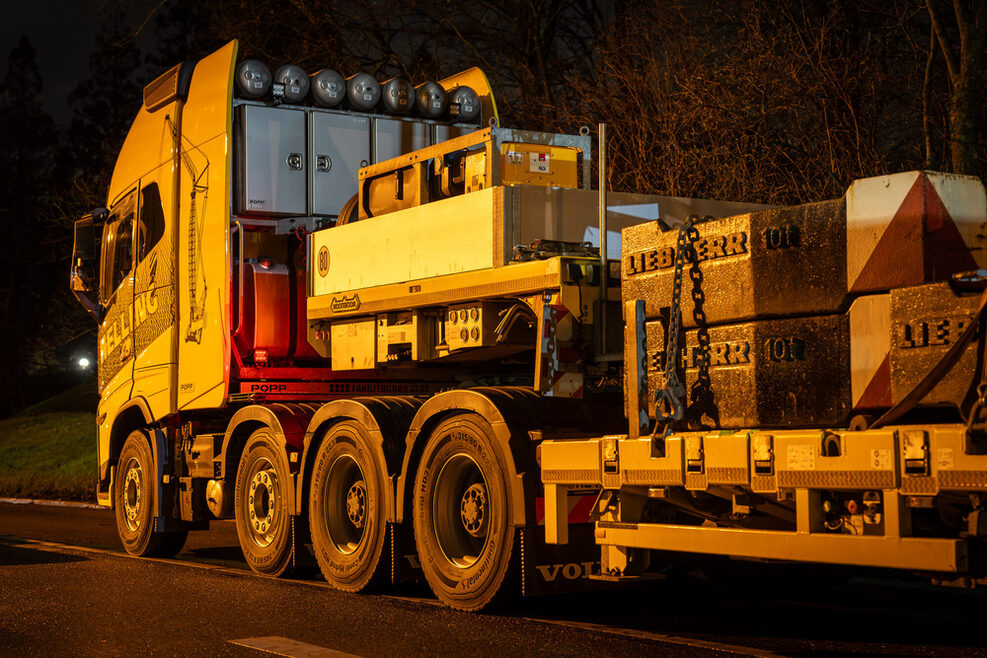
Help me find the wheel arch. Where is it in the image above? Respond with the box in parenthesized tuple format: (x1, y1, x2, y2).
(101, 397, 154, 486)
(298, 397, 421, 523)
(219, 403, 317, 516)
(395, 387, 545, 528)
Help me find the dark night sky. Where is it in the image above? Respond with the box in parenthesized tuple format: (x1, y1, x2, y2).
(1, 0, 162, 126)
(1, 0, 101, 124)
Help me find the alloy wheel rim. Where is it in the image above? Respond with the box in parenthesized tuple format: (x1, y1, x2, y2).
(246, 457, 280, 548)
(432, 453, 489, 569)
(123, 457, 143, 531)
(324, 454, 367, 555)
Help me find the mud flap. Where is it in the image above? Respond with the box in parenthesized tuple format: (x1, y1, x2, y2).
(290, 515, 317, 572)
(520, 524, 611, 597)
(150, 428, 184, 533)
(392, 522, 424, 584)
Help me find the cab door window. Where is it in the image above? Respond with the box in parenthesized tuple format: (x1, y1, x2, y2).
(137, 182, 165, 263)
(100, 189, 137, 305)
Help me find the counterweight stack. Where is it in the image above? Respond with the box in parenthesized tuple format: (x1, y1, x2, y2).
(622, 171, 987, 431)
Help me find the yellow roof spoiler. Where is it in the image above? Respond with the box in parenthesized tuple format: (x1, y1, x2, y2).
(438, 67, 499, 127)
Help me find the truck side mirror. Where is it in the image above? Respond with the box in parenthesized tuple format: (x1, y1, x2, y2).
(71, 208, 107, 321)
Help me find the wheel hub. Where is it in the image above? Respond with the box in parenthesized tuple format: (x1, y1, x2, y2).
(248, 467, 279, 543)
(460, 483, 487, 537)
(123, 461, 142, 529)
(346, 481, 367, 529)
(432, 452, 490, 568)
(324, 454, 367, 555)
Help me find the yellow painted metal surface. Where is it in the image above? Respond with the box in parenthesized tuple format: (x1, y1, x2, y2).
(313, 187, 507, 295)
(95, 41, 239, 498)
(500, 142, 579, 189)
(542, 424, 986, 571)
(330, 318, 377, 370)
(132, 160, 180, 421)
(308, 257, 564, 321)
(175, 41, 236, 411)
(106, 101, 179, 209)
(95, 357, 135, 502)
(314, 181, 671, 303)
(597, 522, 965, 572)
(99, 98, 181, 445)
(358, 128, 492, 180)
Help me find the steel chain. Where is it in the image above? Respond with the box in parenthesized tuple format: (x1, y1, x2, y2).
(655, 216, 698, 434)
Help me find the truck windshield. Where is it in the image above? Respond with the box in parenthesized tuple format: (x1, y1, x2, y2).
(99, 189, 137, 306)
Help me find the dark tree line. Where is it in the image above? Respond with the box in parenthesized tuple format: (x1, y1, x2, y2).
(1, 0, 984, 415)
(0, 36, 59, 415)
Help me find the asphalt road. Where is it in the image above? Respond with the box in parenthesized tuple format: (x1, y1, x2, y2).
(1, 500, 986, 656)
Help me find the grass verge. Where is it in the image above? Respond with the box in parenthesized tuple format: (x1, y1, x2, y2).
(0, 386, 96, 502)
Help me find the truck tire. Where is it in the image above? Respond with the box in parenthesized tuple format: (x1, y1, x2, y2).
(309, 420, 389, 591)
(234, 428, 297, 577)
(413, 414, 517, 611)
(114, 431, 187, 557)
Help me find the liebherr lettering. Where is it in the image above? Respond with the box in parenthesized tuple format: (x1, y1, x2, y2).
(624, 230, 748, 276)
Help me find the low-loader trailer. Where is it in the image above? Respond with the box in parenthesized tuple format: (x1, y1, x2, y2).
(71, 41, 987, 610)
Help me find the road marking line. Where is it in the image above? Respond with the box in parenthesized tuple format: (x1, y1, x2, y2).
(0, 497, 103, 510)
(0, 536, 775, 655)
(230, 636, 361, 658)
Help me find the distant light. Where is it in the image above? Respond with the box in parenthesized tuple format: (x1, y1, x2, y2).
(78, 357, 91, 369)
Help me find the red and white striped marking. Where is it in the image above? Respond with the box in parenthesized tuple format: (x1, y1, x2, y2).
(535, 493, 597, 525)
(849, 294, 892, 410)
(846, 171, 986, 294)
(548, 370, 584, 399)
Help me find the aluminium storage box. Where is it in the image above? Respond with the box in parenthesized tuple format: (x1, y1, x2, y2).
(234, 105, 307, 217)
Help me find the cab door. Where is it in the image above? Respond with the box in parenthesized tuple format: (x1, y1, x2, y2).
(132, 164, 178, 420)
(97, 187, 138, 399)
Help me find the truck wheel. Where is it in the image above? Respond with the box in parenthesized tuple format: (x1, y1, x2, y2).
(413, 414, 517, 611)
(234, 429, 296, 577)
(309, 420, 388, 591)
(114, 431, 187, 557)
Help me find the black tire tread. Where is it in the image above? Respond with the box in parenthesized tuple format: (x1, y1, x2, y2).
(412, 413, 519, 611)
(234, 429, 298, 578)
(308, 420, 390, 592)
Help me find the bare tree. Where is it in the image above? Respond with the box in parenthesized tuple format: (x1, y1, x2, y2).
(926, 0, 986, 177)
(560, 1, 943, 204)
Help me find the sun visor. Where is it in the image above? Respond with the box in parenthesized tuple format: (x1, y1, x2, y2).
(143, 61, 196, 113)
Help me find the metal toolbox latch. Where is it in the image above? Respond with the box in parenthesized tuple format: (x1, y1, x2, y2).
(901, 429, 930, 475)
(752, 434, 774, 475)
(685, 435, 704, 473)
